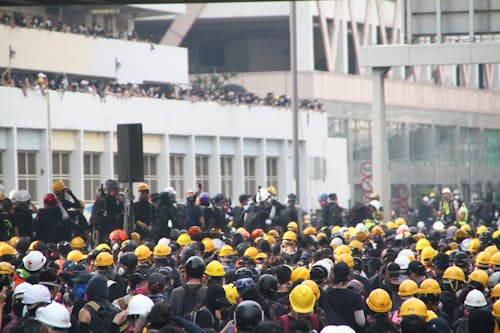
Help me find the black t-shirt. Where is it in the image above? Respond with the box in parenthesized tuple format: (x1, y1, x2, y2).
(186, 203, 203, 228)
(321, 287, 364, 332)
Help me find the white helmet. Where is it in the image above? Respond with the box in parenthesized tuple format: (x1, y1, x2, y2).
(464, 289, 487, 308)
(256, 188, 270, 203)
(417, 221, 426, 229)
(8, 190, 17, 202)
(490, 272, 500, 288)
(398, 249, 415, 259)
(314, 259, 333, 278)
(368, 200, 380, 210)
(321, 325, 356, 333)
(432, 221, 445, 232)
(15, 190, 30, 203)
(13, 282, 32, 296)
(128, 294, 154, 316)
(330, 237, 343, 249)
(355, 223, 366, 233)
(460, 238, 472, 252)
(35, 302, 70, 328)
(163, 186, 176, 196)
(158, 237, 170, 246)
(397, 225, 409, 235)
(395, 255, 411, 271)
(442, 187, 451, 194)
(23, 251, 47, 272)
(22, 284, 51, 305)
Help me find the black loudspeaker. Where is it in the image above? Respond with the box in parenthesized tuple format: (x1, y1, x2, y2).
(117, 123, 144, 183)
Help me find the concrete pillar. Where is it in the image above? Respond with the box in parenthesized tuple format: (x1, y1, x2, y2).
(338, 15, 349, 74)
(185, 135, 196, 190)
(233, 138, 244, 196)
(71, 130, 84, 199)
(38, 129, 50, 202)
(209, 136, 221, 193)
(278, 140, 289, 197)
(256, 139, 266, 187)
(4, 127, 17, 192)
(371, 68, 391, 221)
(294, 1, 315, 71)
(158, 134, 170, 190)
(102, 131, 114, 183)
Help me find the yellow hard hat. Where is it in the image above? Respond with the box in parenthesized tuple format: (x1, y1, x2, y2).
(349, 240, 363, 251)
(134, 245, 152, 261)
(493, 299, 500, 318)
(317, 232, 328, 242)
(420, 246, 437, 264)
(469, 238, 481, 253)
(454, 229, 468, 240)
(70, 237, 85, 249)
(8, 236, 18, 247)
(0, 243, 16, 256)
(291, 266, 310, 282)
(491, 284, 500, 299)
(426, 310, 438, 322)
(264, 234, 276, 246)
(67, 250, 86, 263)
(255, 253, 268, 260)
(267, 186, 277, 196)
(493, 230, 500, 239)
(476, 251, 492, 266)
(461, 224, 472, 232)
(442, 266, 466, 282)
(223, 283, 238, 304)
(205, 260, 225, 277)
(355, 231, 368, 242)
(395, 217, 407, 227)
(301, 280, 320, 301)
(367, 288, 392, 313)
(283, 231, 297, 242)
(267, 229, 280, 238)
(95, 243, 111, 252)
(370, 226, 384, 237)
(202, 238, 215, 253)
(419, 279, 441, 295)
(138, 183, 150, 192)
(219, 245, 234, 257)
(130, 232, 141, 245)
(485, 245, 499, 256)
(153, 244, 171, 257)
(386, 221, 396, 230)
(52, 180, 66, 192)
(244, 247, 258, 260)
(28, 241, 39, 252)
(491, 252, 500, 267)
(399, 297, 427, 317)
(287, 222, 298, 232)
(95, 252, 114, 267)
(335, 245, 353, 257)
(0, 262, 14, 275)
(177, 234, 192, 247)
(469, 269, 489, 288)
(477, 225, 489, 235)
(337, 253, 354, 268)
(398, 279, 419, 297)
(289, 284, 315, 314)
(416, 238, 431, 251)
(303, 226, 317, 236)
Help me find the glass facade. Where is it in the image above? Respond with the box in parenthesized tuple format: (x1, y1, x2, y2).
(352, 120, 371, 161)
(436, 126, 455, 165)
(409, 124, 432, 163)
(388, 123, 405, 161)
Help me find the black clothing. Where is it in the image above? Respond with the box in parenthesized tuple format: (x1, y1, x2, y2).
(152, 193, 177, 238)
(91, 194, 124, 242)
(321, 287, 364, 333)
(184, 202, 203, 229)
(321, 201, 343, 227)
(133, 198, 155, 236)
(12, 205, 33, 237)
(33, 207, 62, 243)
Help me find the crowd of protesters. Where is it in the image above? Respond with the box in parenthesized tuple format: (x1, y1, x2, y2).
(0, 68, 324, 111)
(0, 179, 498, 332)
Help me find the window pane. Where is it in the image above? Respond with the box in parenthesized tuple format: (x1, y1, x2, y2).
(410, 124, 432, 163)
(436, 126, 455, 165)
(28, 180, 37, 200)
(84, 154, 91, 174)
(18, 153, 26, 175)
(388, 123, 405, 161)
(149, 156, 157, 174)
(52, 153, 60, 174)
(61, 153, 70, 174)
(328, 118, 348, 137)
(484, 129, 500, 167)
(460, 127, 481, 166)
(27, 153, 36, 174)
(93, 155, 100, 174)
(352, 120, 372, 161)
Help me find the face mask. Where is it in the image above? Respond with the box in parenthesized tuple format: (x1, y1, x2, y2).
(117, 267, 126, 276)
(134, 286, 147, 295)
(398, 274, 408, 284)
(112, 243, 120, 252)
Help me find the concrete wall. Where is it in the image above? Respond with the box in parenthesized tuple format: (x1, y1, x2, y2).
(0, 25, 188, 84)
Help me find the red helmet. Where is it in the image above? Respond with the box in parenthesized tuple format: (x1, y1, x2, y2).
(109, 229, 127, 242)
(43, 193, 57, 206)
(251, 229, 264, 240)
(188, 226, 202, 238)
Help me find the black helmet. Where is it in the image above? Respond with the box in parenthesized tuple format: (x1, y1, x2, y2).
(235, 268, 255, 280)
(121, 240, 138, 253)
(119, 252, 138, 271)
(257, 274, 278, 299)
(170, 229, 181, 241)
(105, 179, 118, 192)
(57, 241, 71, 256)
(454, 251, 468, 267)
(185, 256, 205, 279)
(234, 300, 263, 331)
(15, 237, 30, 254)
(353, 256, 363, 272)
(225, 268, 237, 284)
(213, 193, 225, 204)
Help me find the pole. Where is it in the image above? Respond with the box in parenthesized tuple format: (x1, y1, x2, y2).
(46, 91, 52, 189)
(371, 68, 391, 221)
(289, 1, 302, 230)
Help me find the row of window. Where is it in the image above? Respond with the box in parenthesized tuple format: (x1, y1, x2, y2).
(329, 118, 499, 166)
(7, 152, 280, 203)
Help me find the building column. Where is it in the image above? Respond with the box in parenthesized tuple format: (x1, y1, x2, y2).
(158, 134, 170, 190)
(278, 140, 289, 197)
(256, 139, 266, 188)
(294, 1, 315, 71)
(185, 135, 196, 190)
(71, 130, 84, 199)
(371, 68, 391, 221)
(233, 138, 244, 196)
(102, 131, 114, 183)
(209, 136, 221, 193)
(38, 129, 50, 202)
(4, 127, 17, 193)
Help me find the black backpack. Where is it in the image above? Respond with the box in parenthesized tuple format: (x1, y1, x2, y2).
(328, 203, 343, 226)
(84, 300, 119, 333)
(179, 284, 203, 317)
